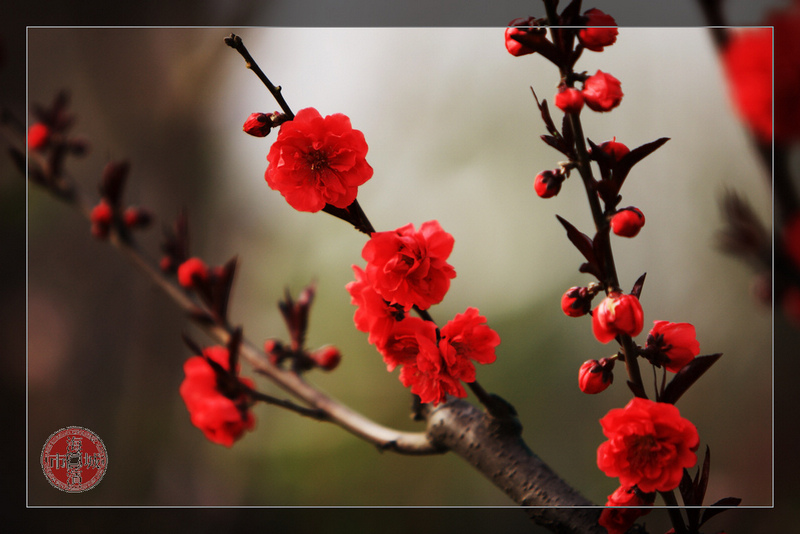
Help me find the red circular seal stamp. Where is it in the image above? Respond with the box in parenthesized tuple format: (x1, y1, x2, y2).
(40, 426, 108, 493)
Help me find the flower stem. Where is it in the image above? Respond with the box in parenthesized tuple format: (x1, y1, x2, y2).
(225, 34, 295, 120)
(660, 489, 689, 534)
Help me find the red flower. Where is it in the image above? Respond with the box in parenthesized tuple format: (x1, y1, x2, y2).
(378, 308, 499, 406)
(554, 87, 584, 114)
(578, 358, 614, 394)
(534, 169, 564, 198)
(378, 316, 435, 372)
(28, 122, 51, 151)
(722, 28, 773, 142)
(362, 220, 456, 311)
(610, 207, 645, 238)
(645, 321, 700, 372)
(722, 3, 800, 145)
(265, 107, 373, 212)
(243, 112, 272, 137)
(582, 70, 623, 112)
(592, 292, 644, 343)
(346, 265, 402, 346)
(177, 257, 209, 288)
(179, 346, 256, 447)
(597, 397, 699, 493)
(598, 485, 653, 534)
(578, 8, 618, 52)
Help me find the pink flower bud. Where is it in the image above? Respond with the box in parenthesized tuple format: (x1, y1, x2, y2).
(534, 169, 563, 198)
(312, 345, 342, 371)
(596, 137, 630, 161)
(578, 358, 614, 394)
(554, 87, 584, 114)
(243, 112, 272, 137)
(610, 207, 645, 238)
(561, 286, 592, 317)
(592, 292, 644, 343)
(578, 9, 618, 52)
(582, 70, 623, 112)
(177, 257, 209, 288)
(28, 122, 51, 151)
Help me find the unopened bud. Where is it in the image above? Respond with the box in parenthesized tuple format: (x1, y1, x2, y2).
(243, 112, 272, 137)
(312, 345, 341, 371)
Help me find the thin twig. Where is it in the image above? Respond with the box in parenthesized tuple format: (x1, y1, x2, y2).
(225, 33, 295, 120)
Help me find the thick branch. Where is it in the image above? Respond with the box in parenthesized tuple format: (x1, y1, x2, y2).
(426, 400, 604, 533)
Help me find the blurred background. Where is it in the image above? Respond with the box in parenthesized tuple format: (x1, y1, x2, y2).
(1, 1, 795, 531)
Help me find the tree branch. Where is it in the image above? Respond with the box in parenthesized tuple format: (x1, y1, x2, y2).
(426, 399, 605, 533)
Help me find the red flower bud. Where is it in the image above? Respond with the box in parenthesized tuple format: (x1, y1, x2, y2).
(504, 18, 547, 57)
(90, 199, 113, 240)
(592, 292, 644, 343)
(578, 358, 614, 394)
(598, 485, 653, 534)
(582, 70, 623, 112)
(610, 207, 645, 237)
(28, 122, 51, 151)
(312, 345, 342, 371)
(90, 199, 113, 226)
(177, 257, 209, 288)
(243, 112, 272, 137)
(645, 320, 700, 372)
(159, 256, 174, 273)
(554, 87, 584, 114)
(123, 206, 152, 229)
(561, 286, 592, 317)
(596, 137, 630, 161)
(534, 169, 563, 198)
(578, 9, 618, 52)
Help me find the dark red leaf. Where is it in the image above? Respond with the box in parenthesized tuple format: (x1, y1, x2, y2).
(662, 353, 723, 404)
(540, 134, 572, 158)
(630, 273, 647, 299)
(614, 137, 670, 190)
(530, 87, 559, 137)
(556, 215, 595, 264)
(700, 496, 742, 527)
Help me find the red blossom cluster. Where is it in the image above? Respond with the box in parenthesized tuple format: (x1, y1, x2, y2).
(348, 222, 499, 405)
(506, 6, 727, 523)
(179, 345, 256, 447)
